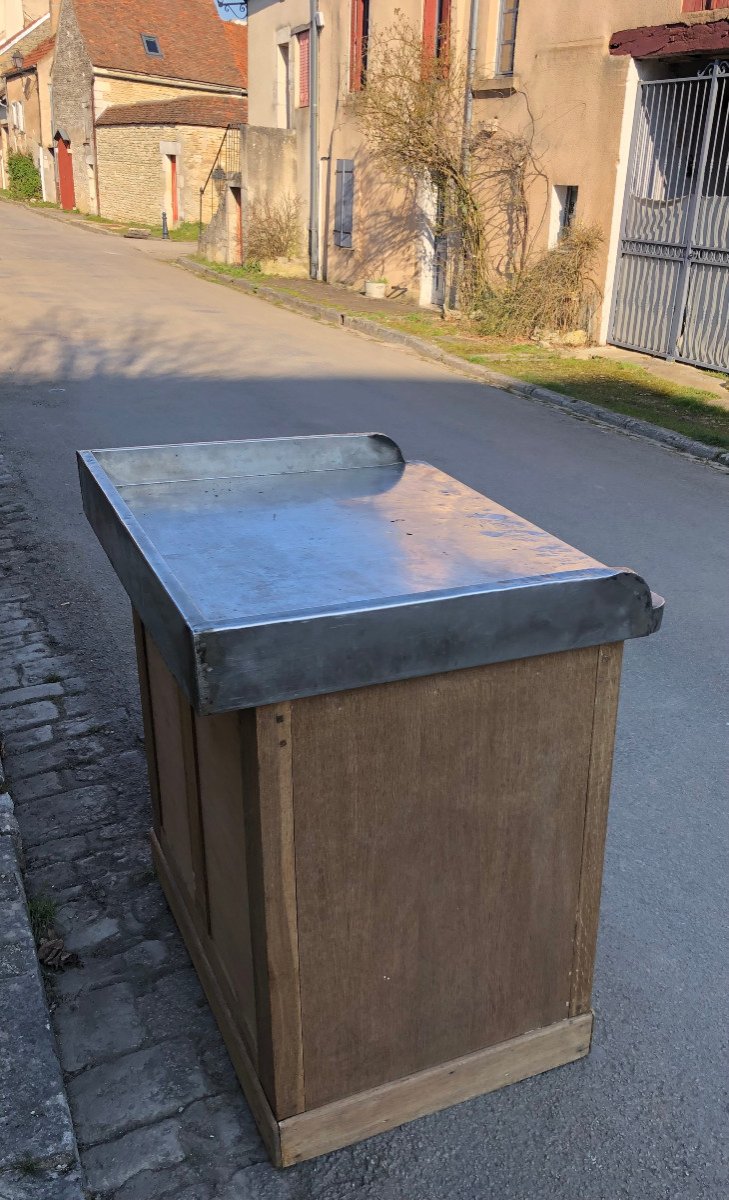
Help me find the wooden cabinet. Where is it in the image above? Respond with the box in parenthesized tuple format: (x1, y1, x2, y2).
(135, 613, 621, 1166)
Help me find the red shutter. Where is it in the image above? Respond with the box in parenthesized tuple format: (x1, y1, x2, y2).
(350, 0, 364, 92)
(439, 0, 452, 57)
(298, 29, 310, 107)
(423, 0, 438, 58)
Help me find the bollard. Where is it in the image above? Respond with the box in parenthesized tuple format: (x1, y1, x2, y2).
(161, 211, 169, 240)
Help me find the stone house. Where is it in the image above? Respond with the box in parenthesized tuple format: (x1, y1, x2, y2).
(0, 9, 54, 197)
(95, 94, 247, 227)
(51, 0, 247, 221)
(246, 1, 729, 372)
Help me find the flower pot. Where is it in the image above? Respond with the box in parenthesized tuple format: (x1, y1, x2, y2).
(364, 280, 387, 300)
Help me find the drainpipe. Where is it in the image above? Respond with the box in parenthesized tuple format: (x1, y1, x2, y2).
(90, 80, 101, 215)
(461, 0, 480, 179)
(449, 0, 480, 309)
(309, 0, 320, 279)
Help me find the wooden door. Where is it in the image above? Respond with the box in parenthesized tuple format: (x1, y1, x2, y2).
(56, 137, 75, 211)
(170, 154, 179, 224)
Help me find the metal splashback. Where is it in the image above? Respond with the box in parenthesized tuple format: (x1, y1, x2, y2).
(78, 433, 664, 713)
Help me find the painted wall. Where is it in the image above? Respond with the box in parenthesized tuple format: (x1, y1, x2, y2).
(0, 0, 47, 44)
(247, 0, 477, 299)
(247, 0, 727, 317)
(471, 2, 699, 325)
(4, 58, 55, 199)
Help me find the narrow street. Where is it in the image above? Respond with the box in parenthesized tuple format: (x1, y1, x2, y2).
(0, 203, 727, 1199)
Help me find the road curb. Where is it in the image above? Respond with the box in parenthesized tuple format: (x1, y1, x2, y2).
(178, 257, 729, 470)
(0, 759, 86, 1198)
(0, 451, 86, 1198)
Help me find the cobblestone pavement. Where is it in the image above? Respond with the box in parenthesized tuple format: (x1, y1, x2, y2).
(0, 468, 270, 1198)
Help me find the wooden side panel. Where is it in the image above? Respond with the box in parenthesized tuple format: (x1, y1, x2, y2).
(292, 649, 600, 1110)
(570, 643, 623, 1015)
(132, 611, 161, 833)
(195, 709, 258, 1055)
(151, 830, 283, 1167)
(242, 703, 305, 1119)
(279, 1013, 593, 1166)
(144, 634, 198, 904)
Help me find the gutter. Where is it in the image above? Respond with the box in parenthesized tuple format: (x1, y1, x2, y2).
(92, 67, 244, 97)
(90, 79, 100, 214)
(461, 0, 480, 176)
(309, 1, 320, 279)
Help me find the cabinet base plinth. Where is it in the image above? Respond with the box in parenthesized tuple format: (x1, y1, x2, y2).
(154, 827, 592, 1168)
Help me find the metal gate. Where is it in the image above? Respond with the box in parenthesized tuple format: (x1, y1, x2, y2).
(609, 60, 729, 372)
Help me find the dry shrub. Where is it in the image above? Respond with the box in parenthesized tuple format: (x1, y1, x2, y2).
(477, 224, 603, 338)
(350, 14, 548, 311)
(246, 195, 302, 262)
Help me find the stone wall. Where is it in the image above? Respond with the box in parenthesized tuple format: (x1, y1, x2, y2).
(199, 126, 297, 265)
(51, 0, 96, 212)
(96, 123, 227, 225)
(93, 76, 226, 118)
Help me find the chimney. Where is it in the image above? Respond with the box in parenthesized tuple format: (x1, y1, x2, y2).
(50, 0, 63, 35)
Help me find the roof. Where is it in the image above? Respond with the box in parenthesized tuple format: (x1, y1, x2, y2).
(96, 93, 247, 128)
(0, 13, 52, 75)
(0, 11, 50, 57)
(72, 0, 247, 89)
(20, 35, 55, 70)
(610, 17, 729, 58)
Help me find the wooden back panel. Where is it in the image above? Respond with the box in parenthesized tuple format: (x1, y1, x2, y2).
(291, 648, 603, 1109)
(195, 710, 258, 1055)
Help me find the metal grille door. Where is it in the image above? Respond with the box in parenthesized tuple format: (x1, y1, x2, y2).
(610, 61, 729, 371)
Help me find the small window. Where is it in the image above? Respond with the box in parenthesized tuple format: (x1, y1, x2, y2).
(496, 0, 519, 76)
(297, 30, 310, 108)
(350, 0, 370, 92)
(423, 0, 452, 60)
(334, 159, 354, 249)
(550, 185, 578, 246)
(141, 34, 162, 57)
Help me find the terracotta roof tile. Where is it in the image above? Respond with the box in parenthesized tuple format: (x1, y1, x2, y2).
(73, 0, 247, 89)
(0, 16, 52, 74)
(96, 94, 247, 127)
(21, 35, 55, 69)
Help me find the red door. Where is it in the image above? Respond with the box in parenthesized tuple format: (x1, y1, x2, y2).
(56, 137, 75, 211)
(170, 155, 179, 225)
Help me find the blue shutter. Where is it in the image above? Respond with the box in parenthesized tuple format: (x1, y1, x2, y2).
(334, 159, 354, 249)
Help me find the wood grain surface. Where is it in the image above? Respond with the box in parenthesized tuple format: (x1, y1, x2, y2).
(151, 830, 283, 1167)
(144, 633, 199, 905)
(279, 1013, 593, 1165)
(242, 703, 306, 1118)
(291, 650, 600, 1109)
(570, 642, 623, 1015)
(194, 708, 258, 1054)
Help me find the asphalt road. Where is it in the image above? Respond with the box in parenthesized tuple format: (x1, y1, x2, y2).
(1, 203, 727, 1199)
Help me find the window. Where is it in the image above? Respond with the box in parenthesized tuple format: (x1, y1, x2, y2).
(682, 1, 726, 10)
(11, 101, 24, 132)
(141, 34, 162, 57)
(423, 0, 452, 60)
(298, 29, 310, 108)
(549, 185, 578, 246)
(350, 0, 370, 92)
(277, 42, 292, 128)
(496, 0, 519, 76)
(334, 159, 354, 249)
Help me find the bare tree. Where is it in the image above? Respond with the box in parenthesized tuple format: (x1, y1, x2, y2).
(351, 14, 548, 309)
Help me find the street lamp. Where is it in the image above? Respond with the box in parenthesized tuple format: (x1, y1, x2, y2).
(11, 51, 23, 71)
